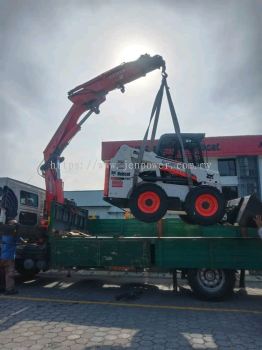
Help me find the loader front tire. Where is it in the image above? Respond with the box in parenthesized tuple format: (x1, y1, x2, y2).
(179, 214, 195, 225)
(129, 184, 168, 223)
(184, 186, 225, 226)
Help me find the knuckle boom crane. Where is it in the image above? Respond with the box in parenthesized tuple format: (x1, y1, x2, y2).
(41, 54, 261, 227)
(40, 54, 166, 218)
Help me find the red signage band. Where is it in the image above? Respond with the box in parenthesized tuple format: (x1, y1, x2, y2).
(102, 135, 262, 161)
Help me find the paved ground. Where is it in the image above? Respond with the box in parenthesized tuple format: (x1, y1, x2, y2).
(0, 272, 261, 350)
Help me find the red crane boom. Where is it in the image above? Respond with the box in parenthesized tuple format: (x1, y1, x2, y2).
(41, 54, 165, 216)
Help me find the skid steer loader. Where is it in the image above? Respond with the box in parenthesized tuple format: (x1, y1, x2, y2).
(104, 133, 226, 225)
(104, 133, 262, 225)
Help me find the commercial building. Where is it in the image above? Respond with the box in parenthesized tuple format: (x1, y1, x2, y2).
(102, 134, 262, 201)
(66, 135, 262, 219)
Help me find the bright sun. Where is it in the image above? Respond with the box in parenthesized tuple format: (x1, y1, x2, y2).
(111, 43, 159, 89)
(116, 43, 156, 63)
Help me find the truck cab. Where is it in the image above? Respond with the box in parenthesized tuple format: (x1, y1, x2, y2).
(0, 177, 45, 225)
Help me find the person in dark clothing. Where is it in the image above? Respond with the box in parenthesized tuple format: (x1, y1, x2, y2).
(0, 219, 19, 295)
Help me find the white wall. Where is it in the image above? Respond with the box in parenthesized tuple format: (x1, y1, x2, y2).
(208, 157, 238, 187)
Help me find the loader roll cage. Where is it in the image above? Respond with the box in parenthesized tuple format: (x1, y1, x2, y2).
(155, 133, 205, 166)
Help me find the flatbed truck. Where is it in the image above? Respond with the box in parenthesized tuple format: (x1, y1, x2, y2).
(14, 202, 262, 301)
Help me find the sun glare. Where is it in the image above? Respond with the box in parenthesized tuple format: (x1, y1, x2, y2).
(111, 42, 160, 89)
(116, 43, 157, 63)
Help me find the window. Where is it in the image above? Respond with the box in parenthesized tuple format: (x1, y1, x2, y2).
(222, 186, 238, 200)
(238, 156, 258, 178)
(20, 191, 38, 207)
(239, 183, 259, 197)
(218, 159, 237, 176)
(156, 134, 204, 166)
(19, 211, 37, 226)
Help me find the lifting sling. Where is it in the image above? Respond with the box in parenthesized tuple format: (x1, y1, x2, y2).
(134, 72, 193, 187)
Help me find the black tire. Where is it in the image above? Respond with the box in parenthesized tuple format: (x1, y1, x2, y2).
(187, 268, 236, 301)
(129, 183, 168, 223)
(15, 264, 39, 279)
(179, 214, 195, 224)
(184, 186, 225, 226)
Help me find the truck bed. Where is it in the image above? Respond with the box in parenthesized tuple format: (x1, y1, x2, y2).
(49, 204, 262, 271)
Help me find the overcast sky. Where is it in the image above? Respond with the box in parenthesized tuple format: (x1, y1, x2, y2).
(1, 0, 261, 191)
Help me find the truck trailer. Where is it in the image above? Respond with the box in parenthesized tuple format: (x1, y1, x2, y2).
(12, 201, 262, 301)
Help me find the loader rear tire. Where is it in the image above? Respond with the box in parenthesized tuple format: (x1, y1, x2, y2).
(184, 186, 225, 226)
(129, 184, 168, 223)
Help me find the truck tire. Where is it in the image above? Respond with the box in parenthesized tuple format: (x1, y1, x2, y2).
(187, 268, 236, 301)
(184, 186, 225, 225)
(129, 184, 168, 223)
(15, 261, 39, 279)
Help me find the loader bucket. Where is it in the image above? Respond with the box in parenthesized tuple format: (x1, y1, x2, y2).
(226, 193, 262, 227)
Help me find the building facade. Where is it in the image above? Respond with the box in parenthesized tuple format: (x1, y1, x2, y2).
(102, 135, 262, 201)
(201, 135, 262, 200)
(66, 135, 262, 219)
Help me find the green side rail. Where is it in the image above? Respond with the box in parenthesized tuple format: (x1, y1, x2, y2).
(48, 203, 262, 270)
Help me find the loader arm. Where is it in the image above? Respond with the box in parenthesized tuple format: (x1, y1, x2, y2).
(41, 54, 165, 216)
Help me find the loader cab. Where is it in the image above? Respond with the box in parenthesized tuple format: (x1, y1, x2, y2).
(155, 133, 205, 166)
